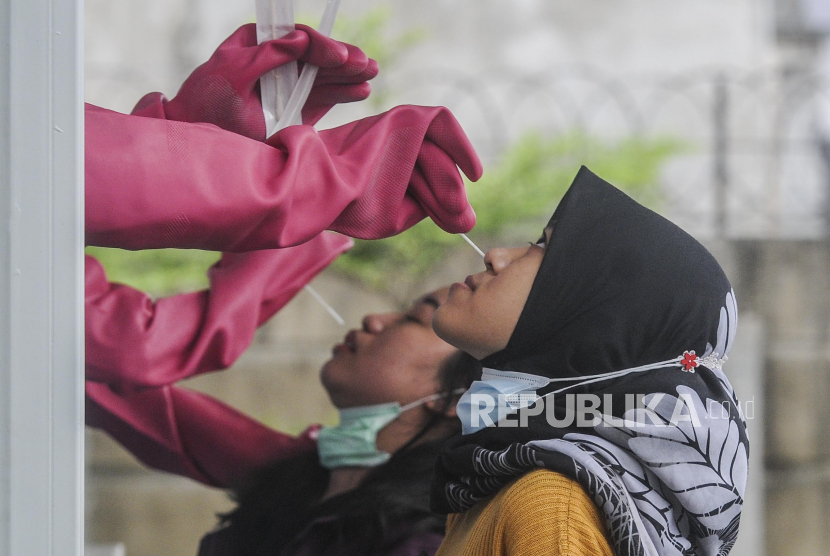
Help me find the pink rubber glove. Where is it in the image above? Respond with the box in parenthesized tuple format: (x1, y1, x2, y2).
(86, 232, 352, 388)
(86, 381, 320, 488)
(85, 103, 483, 252)
(130, 23, 378, 139)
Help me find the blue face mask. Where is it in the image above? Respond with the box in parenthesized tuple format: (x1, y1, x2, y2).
(456, 368, 551, 435)
(317, 390, 464, 469)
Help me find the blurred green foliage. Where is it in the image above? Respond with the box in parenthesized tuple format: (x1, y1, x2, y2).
(85, 247, 220, 297)
(332, 131, 683, 298)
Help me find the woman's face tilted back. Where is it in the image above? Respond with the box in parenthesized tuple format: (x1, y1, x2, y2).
(321, 287, 458, 409)
(433, 227, 553, 360)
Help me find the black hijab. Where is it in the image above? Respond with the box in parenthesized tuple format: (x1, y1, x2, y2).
(432, 167, 748, 556)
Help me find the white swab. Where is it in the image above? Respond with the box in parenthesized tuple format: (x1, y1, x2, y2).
(460, 233, 485, 258)
(304, 284, 346, 326)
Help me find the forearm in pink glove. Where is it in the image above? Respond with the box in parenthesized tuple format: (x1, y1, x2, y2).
(131, 23, 378, 138)
(86, 381, 318, 488)
(85, 103, 483, 251)
(86, 232, 352, 388)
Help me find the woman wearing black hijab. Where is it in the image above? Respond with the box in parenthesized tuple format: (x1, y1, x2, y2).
(431, 167, 748, 556)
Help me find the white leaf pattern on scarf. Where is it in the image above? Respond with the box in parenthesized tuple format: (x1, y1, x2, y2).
(531, 384, 747, 556)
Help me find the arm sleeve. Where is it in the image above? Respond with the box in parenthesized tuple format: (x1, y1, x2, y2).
(85, 232, 352, 388)
(86, 381, 318, 488)
(501, 470, 614, 556)
(85, 102, 342, 252)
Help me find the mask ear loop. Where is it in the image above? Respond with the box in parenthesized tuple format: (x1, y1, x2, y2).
(537, 357, 685, 401)
(400, 388, 468, 413)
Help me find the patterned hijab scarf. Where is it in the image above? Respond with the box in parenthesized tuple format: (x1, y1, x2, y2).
(431, 167, 749, 556)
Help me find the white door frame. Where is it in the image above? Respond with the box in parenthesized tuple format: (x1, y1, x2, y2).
(0, 0, 85, 553)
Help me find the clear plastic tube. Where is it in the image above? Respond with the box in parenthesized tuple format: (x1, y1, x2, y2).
(256, 0, 346, 326)
(275, 0, 343, 132)
(256, 0, 299, 136)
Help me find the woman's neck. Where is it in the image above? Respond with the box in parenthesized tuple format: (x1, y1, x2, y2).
(321, 467, 371, 501)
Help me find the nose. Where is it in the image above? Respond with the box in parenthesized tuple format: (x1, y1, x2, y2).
(362, 312, 400, 334)
(484, 246, 528, 274)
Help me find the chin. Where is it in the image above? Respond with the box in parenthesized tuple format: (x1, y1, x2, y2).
(433, 307, 493, 361)
(320, 356, 364, 403)
(319, 359, 340, 392)
(432, 306, 462, 348)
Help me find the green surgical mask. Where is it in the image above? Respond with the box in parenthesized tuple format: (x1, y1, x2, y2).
(317, 390, 464, 470)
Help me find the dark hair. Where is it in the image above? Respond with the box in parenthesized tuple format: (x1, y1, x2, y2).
(217, 350, 481, 556)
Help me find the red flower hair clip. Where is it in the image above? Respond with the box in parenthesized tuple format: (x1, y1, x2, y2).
(680, 351, 699, 372)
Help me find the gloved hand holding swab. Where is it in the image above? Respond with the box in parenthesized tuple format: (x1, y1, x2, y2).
(255, 0, 480, 327)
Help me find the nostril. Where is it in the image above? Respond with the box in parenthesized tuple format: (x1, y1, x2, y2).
(485, 248, 507, 274)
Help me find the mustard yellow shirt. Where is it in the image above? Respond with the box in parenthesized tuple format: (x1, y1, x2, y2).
(435, 469, 614, 556)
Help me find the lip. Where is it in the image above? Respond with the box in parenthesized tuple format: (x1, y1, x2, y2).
(450, 281, 472, 292)
(332, 330, 359, 356)
(464, 275, 478, 291)
(332, 342, 350, 356)
(344, 330, 358, 352)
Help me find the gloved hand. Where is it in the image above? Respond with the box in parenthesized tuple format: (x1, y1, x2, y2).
(317, 105, 483, 239)
(130, 23, 378, 139)
(86, 103, 483, 251)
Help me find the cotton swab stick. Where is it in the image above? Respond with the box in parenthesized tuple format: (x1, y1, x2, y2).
(460, 233, 486, 258)
(304, 284, 346, 326)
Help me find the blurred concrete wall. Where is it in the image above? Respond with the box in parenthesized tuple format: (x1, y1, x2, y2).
(711, 239, 830, 556)
(85, 1, 830, 555)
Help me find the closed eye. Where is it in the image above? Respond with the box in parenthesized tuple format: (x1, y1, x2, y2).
(535, 227, 553, 248)
(404, 295, 440, 326)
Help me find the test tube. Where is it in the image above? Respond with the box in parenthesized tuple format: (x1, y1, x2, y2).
(256, 0, 299, 136)
(257, 0, 346, 326)
(275, 0, 343, 131)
